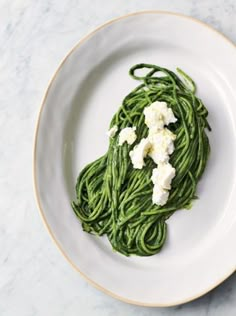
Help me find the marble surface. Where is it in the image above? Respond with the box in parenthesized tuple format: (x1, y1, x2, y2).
(0, 0, 236, 315)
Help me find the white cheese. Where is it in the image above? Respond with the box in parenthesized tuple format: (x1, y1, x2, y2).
(129, 138, 151, 169)
(144, 101, 177, 133)
(152, 184, 169, 206)
(118, 127, 137, 146)
(151, 163, 176, 190)
(121, 101, 177, 206)
(148, 128, 176, 164)
(107, 125, 118, 138)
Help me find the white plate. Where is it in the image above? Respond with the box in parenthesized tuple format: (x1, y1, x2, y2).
(34, 11, 236, 306)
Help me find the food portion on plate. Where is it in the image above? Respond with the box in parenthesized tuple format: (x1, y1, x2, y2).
(72, 63, 211, 256)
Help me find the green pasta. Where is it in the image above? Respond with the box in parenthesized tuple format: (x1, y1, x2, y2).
(72, 63, 211, 256)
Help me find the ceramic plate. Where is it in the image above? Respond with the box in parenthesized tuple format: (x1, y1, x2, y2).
(34, 11, 236, 306)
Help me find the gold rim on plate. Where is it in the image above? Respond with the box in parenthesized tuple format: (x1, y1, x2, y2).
(33, 10, 236, 307)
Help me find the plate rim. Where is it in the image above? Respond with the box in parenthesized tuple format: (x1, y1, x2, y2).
(33, 10, 236, 307)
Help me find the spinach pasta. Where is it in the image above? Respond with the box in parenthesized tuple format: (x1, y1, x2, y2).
(72, 63, 210, 256)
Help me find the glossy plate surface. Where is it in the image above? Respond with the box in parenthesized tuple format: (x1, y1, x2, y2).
(34, 11, 236, 306)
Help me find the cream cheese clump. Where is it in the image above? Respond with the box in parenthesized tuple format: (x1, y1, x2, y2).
(144, 101, 177, 133)
(148, 128, 176, 164)
(152, 185, 169, 206)
(118, 127, 137, 146)
(151, 163, 176, 190)
(129, 138, 151, 169)
(107, 125, 118, 138)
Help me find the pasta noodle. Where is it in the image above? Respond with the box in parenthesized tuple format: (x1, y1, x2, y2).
(72, 63, 211, 256)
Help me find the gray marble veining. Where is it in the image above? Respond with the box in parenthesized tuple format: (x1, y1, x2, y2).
(0, 0, 235, 315)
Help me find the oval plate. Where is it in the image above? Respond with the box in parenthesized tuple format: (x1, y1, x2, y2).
(34, 11, 236, 306)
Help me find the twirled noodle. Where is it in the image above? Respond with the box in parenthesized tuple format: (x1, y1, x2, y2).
(72, 64, 211, 256)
